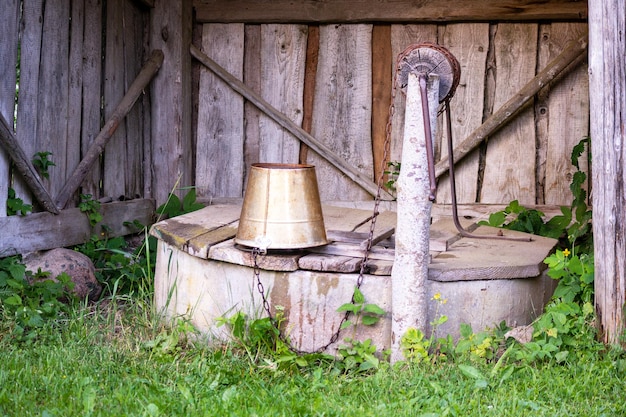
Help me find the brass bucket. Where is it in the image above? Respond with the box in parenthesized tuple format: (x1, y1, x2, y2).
(235, 163, 328, 250)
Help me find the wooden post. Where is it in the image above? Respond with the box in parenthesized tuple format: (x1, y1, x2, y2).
(588, 0, 626, 344)
(390, 73, 439, 363)
(149, 0, 193, 207)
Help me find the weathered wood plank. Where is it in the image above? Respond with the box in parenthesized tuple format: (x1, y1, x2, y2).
(0, 199, 155, 257)
(0, 114, 59, 214)
(13, 0, 44, 210)
(429, 225, 557, 282)
(80, 0, 105, 198)
(390, 24, 438, 164)
(309, 24, 373, 201)
(300, 25, 320, 163)
(103, 0, 129, 201)
(436, 23, 489, 204)
(371, 24, 392, 183)
(481, 23, 538, 205)
(243, 24, 262, 185)
(194, 0, 588, 23)
(149, 204, 241, 257)
(122, 1, 148, 199)
(149, 0, 193, 206)
(588, 0, 626, 344)
(542, 22, 589, 205)
(259, 24, 307, 163)
(0, 0, 21, 216)
(321, 205, 373, 231)
(196, 23, 245, 198)
(433, 32, 588, 180)
(191, 44, 389, 199)
(37, 0, 70, 199)
(66, 0, 85, 207)
(55, 50, 164, 209)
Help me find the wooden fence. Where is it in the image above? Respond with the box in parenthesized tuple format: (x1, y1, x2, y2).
(0, 0, 589, 255)
(0, 0, 155, 256)
(194, 21, 590, 205)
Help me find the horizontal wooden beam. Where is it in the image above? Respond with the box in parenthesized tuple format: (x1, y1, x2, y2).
(0, 199, 155, 257)
(194, 0, 588, 23)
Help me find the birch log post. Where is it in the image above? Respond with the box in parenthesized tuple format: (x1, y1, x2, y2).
(390, 73, 439, 363)
(588, 0, 626, 345)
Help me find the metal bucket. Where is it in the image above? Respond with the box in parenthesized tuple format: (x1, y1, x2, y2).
(235, 163, 328, 250)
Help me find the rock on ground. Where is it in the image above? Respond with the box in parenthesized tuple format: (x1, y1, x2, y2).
(23, 248, 102, 301)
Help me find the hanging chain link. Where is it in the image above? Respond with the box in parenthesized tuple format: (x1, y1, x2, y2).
(251, 57, 404, 355)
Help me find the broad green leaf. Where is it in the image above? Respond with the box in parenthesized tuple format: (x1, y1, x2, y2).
(458, 364, 486, 380)
(337, 303, 360, 314)
(361, 315, 380, 326)
(353, 287, 365, 304)
(363, 304, 385, 315)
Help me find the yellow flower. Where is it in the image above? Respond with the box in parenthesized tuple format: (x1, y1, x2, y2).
(432, 292, 441, 301)
(547, 328, 558, 338)
(562, 248, 571, 257)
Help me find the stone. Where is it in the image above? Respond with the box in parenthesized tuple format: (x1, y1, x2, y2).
(504, 325, 534, 344)
(23, 248, 102, 301)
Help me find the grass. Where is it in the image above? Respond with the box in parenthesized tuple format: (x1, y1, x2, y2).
(1, 296, 625, 417)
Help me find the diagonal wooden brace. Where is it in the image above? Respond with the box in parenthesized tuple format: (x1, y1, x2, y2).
(0, 112, 59, 214)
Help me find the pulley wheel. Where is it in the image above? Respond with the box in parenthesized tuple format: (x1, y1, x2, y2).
(396, 42, 461, 102)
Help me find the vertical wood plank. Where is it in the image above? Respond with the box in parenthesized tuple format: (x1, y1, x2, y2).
(37, 0, 71, 199)
(150, 0, 193, 205)
(542, 22, 589, 205)
(122, 2, 147, 199)
(310, 24, 373, 201)
(436, 23, 489, 204)
(66, 0, 86, 206)
(259, 24, 307, 163)
(389, 24, 438, 164)
(103, 0, 128, 201)
(80, 0, 104, 198)
(196, 23, 245, 198)
(243, 24, 262, 186)
(371, 24, 392, 184)
(588, 0, 626, 344)
(0, 0, 21, 216)
(299, 25, 320, 164)
(480, 23, 538, 205)
(14, 0, 44, 210)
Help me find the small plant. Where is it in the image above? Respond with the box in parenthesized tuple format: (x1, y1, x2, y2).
(74, 229, 156, 298)
(156, 187, 204, 219)
(32, 151, 55, 179)
(384, 161, 401, 194)
(6, 187, 32, 216)
(0, 256, 75, 342)
(334, 287, 386, 372)
(79, 194, 102, 227)
(400, 292, 452, 363)
(478, 137, 593, 253)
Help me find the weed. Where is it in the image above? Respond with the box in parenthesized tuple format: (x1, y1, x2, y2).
(32, 151, 55, 179)
(400, 292, 453, 364)
(156, 187, 204, 219)
(79, 194, 103, 227)
(0, 256, 75, 342)
(478, 137, 593, 254)
(6, 187, 32, 216)
(384, 161, 401, 195)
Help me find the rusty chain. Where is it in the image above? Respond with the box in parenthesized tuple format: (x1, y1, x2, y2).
(250, 53, 405, 355)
